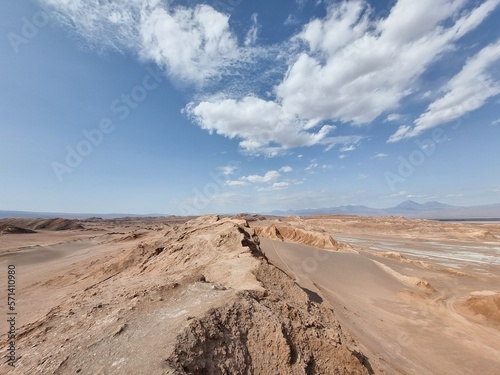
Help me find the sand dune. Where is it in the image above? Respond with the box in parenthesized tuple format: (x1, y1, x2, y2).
(0, 225, 37, 234)
(0, 218, 84, 232)
(455, 292, 500, 324)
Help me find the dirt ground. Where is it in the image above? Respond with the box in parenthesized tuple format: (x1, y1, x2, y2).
(0, 216, 374, 375)
(1, 214, 499, 374)
(253, 216, 500, 375)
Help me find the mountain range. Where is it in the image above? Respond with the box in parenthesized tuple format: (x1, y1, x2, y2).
(268, 200, 500, 220)
(1, 201, 499, 220)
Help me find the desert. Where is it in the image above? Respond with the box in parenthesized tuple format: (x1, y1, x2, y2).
(1, 214, 499, 374)
(4, 1, 500, 374)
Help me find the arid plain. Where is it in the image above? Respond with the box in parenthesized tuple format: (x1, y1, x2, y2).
(1, 215, 499, 374)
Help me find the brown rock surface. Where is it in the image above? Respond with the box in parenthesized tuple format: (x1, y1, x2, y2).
(254, 222, 353, 251)
(0, 218, 84, 231)
(0, 216, 375, 375)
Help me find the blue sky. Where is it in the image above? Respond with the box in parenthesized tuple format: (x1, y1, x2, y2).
(1, 0, 500, 215)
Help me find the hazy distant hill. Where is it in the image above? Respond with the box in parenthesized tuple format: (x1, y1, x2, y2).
(270, 200, 500, 220)
(2, 201, 499, 220)
(0, 210, 165, 220)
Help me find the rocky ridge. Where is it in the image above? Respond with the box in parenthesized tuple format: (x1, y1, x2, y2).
(1, 216, 377, 374)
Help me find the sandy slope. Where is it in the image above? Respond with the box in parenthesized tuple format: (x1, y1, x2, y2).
(254, 216, 500, 375)
(0, 216, 374, 375)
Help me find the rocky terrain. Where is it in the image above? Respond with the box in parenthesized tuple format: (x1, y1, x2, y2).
(1, 214, 499, 374)
(0, 218, 84, 232)
(0, 216, 376, 374)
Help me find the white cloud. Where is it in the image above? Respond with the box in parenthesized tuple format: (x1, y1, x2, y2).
(186, 96, 335, 154)
(390, 39, 500, 141)
(385, 113, 403, 122)
(186, 0, 498, 154)
(257, 182, 290, 192)
(491, 118, 500, 126)
(276, 0, 499, 126)
(243, 170, 281, 184)
(296, 0, 307, 9)
(284, 14, 299, 26)
(218, 165, 238, 175)
(387, 124, 412, 143)
(41, 0, 143, 50)
(338, 154, 348, 159)
(406, 194, 430, 199)
(372, 152, 388, 159)
(390, 191, 408, 197)
(41, 1, 242, 85)
(225, 169, 296, 189)
(359, 173, 368, 179)
(422, 90, 433, 99)
(140, 4, 240, 84)
(340, 144, 356, 152)
(305, 162, 318, 172)
(322, 135, 364, 152)
(273, 181, 289, 188)
(43, 0, 500, 154)
(225, 180, 247, 187)
(245, 13, 259, 46)
(280, 166, 293, 173)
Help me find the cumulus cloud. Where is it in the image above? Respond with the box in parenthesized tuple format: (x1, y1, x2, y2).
(186, 0, 498, 154)
(277, 0, 499, 125)
(186, 96, 335, 154)
(140, 5, 239, 84)
(225, 170, 294, 191)
(243, 170, 281, 184)
(280, 166, 293, 173)
(42, 0, 500, 154)
(41, 0, 243, 85)
(389, 39, 500, 141)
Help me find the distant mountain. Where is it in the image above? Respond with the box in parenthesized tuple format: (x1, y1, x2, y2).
(392, 200, 452, 211)
(269, 200, 500, 220)
(273, 205, 385, 217)
(3, 201, 500, 220)
(0, 210, 166, 220)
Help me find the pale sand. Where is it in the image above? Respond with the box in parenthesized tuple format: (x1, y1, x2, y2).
(255, 216, 500, 375)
